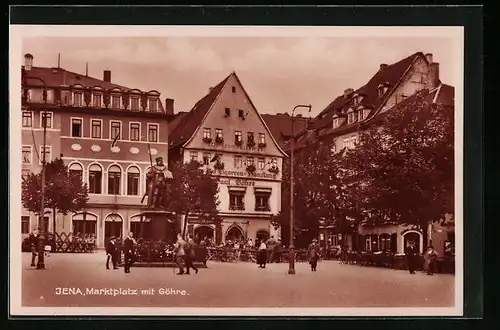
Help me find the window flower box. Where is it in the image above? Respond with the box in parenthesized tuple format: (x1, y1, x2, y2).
(258, 142, 267, 148)
(247, 140, 256, 147)
(215, 136, 224, 144)
(246, 164, 256, 173)
(235, 139, 243, 146)
(202, 137, 212, 144)
(268, 166, 280, 174)
(214, 161, 225, 171)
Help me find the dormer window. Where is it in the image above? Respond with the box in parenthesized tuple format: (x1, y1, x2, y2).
(130, 96, 140, 111)
(93, 93, 102, 107)
(378, 84, 389, 97)
(332, 117, 340, 129)
(149, 98, 158, 112)
(111, 95, 121, 109)
(73, 92, 83, 107)
(358, 110, 365, 121)
(347, 111, 358, 124)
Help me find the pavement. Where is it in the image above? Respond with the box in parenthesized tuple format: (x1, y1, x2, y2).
(21, 251, 455, 308)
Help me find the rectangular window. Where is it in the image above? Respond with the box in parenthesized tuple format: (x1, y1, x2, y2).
(131, 97, 140, 111)
(246, 157, 254, 166)
(21, 216, 30, 234)
(93, 94, 102, 107)
(332, 118, 339, 129)
(22, 111, 33, 127)
(235, 131, 242, 144)
(203, 128, 211, 140)
(74, 92, 83, 107)
(347, 112, 358, 124)
(89, 170, 102, 194)
(73, 221, 97, 236)
(130, 123, 140, 141)
(149, 98, 158, 112)
(215, 128, 223, 139)
(203, 153, 211, 165)
(127, 172, 140, 196)
(259, 133, 266, 144)
(190, 151, 198, 162)
(91, 119, 102, 139)
(39, 146, 51, 165)
(229, 192, 245, 210)
(112, 95, 121, 109)
(148, 124, 159, 142)
(71, 118, 82, 137)
(232, 86, 236, 93)
(247, 132, 255, 143)
(255, 194, 271, 211)
(258, 158, 265, 170)
(343, 136, 358, 150)
(238, 109, 245, 118)
(110, 121, 121, 140)
(41, 112, 53, 128)
(108, 171, 121, 195)
(225, 108, 231, 116)
(234, 156, 242, 168)
(22, 146, 32, 164)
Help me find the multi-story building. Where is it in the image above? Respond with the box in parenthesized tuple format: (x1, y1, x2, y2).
(267, 52, 455, 256)
(168, 72, 287, 244)
(20, 53, 174, 248)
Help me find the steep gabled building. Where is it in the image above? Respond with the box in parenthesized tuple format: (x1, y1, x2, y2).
(263, 52, 454, 256)
(169, 72, 287, 244)
(21, 53, 174, 247)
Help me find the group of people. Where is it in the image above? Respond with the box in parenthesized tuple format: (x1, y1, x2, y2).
(256, 237, 321, 272)
(406, 241, 440, 275)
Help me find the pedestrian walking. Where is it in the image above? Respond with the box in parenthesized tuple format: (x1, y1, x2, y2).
(257, 240, 267, 268)
(174, 233, 187, 275)
(234, 241, 241, 260)
(123, 232, 136, 274)
(266, 236, 276, 263)
(406, 241, 417, 274)
(199, 239, 208, 267)
(184, 235, 199, 275)
(424, 245, 439, 275)
(106, 236, 119, 270)
(29, 228, 40, 267)
(307, 239, 320, 272)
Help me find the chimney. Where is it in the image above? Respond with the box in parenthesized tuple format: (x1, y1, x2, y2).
(425, 53, 433, 63)
(380, 63, 388, 71)
(430, 62, 440, 88)
(24, 53, 33, 71)
(344, 88, 354, 98)
(103, 70, 111, 82)
(164, 98, 174, 115)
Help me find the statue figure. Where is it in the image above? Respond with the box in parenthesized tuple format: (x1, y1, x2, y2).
(143, 157, 173, 209)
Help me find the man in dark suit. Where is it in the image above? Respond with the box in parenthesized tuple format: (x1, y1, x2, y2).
(184, 235, 199, 275)
(29, 228, 40, 267)
(406, 241, 417, 274)
(123, 232, 136, 274)
(106, 236, 118, 270)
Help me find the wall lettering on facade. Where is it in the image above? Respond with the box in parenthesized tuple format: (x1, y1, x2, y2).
(218, 179, 256, 187)
(217, 170, 275, 180)
(208, 142, 265, 153)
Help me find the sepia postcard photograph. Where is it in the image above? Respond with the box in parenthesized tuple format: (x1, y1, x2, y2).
(9, 24, 464, 317)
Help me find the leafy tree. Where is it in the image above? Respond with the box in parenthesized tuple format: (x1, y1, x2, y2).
(21, 158, 89, 233)
(272, 139, 354, 248)
(164, 160, 221, 241)
(341, 91, 454, 243)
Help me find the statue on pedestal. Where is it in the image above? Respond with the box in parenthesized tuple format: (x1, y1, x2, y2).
(143, 156, 173, 209)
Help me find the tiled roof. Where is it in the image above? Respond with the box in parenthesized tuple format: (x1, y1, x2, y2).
(311, 52, 423, 132)
(261, 113, 309, 148)
(23, 66, 131, 90)
(168, 73, 231, 149)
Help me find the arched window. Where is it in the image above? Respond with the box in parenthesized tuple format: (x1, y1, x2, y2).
(108, 165, 121, 195)
(69, 163, 83, 181)
(88, 164, 102, 194)
(127, 166, 140, 196)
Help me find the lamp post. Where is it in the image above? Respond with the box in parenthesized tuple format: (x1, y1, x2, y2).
(24, 76, 48, 269)
(288, 104, 312, 275)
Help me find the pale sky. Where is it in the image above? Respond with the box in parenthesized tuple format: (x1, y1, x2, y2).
(23, 36, 455, 116)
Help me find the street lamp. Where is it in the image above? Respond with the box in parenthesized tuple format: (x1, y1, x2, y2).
(288, 104, 312, 275)
(24, 75, 48, 269)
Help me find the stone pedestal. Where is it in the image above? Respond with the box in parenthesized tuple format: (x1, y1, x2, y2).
(139, 209, 179, 243)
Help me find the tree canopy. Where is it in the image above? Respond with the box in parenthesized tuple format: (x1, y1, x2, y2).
(164, 160, 221, 239)
(22, 158, 89, 232)
(341, 92, 454, 231)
